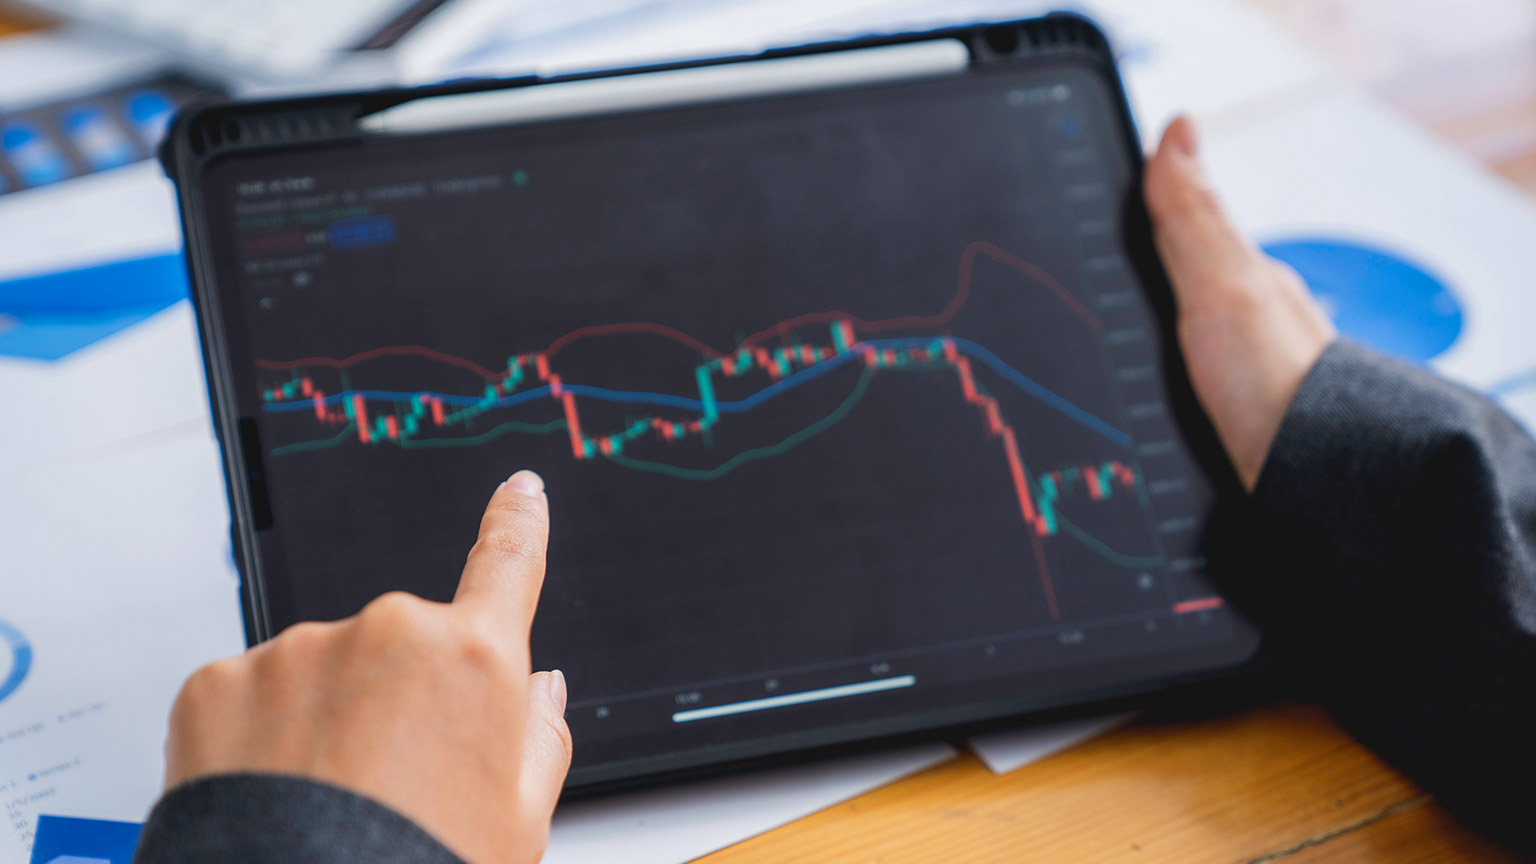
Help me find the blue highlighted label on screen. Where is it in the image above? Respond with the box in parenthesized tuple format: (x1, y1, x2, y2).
(1262, 237, 1463, 364)
(0, 618, 33, 703)
(672, 675, 916, 723)
(328, 215, 397, 249)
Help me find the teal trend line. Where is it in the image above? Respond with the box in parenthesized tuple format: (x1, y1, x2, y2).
(269, 422, 357, 456)
(270, 419, 568, 456)
(603, 368, 873, 480)
(1057, 514, 1167, 569)
(400, 418, 567, 449)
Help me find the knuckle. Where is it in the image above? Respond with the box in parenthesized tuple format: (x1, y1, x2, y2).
(480, 495, 548, 535)
(272, 621, 331, 655)
(254, 621, 336, 679)
(1172, 178, 1225, 220)
(175, 657, 240, 710)
(474, 528, 546, 565)
(361, 590, 429, 627)
(356, 591, 440, 648)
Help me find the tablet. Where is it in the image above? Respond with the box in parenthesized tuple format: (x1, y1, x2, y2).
(164, 15, 1260, 791)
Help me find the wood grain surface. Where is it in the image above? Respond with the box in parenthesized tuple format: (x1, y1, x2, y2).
(702, 704, 1519, 863)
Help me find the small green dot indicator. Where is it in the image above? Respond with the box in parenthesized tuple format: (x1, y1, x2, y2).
(512, 170, 529, 187)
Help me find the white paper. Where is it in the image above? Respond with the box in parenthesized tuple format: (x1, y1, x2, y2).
(546, 742, 955, 864)
(0, 302, 212, 481)
(0, 161, 202, 478)
(0, 432, 246, 864)
(967, 713, 1135, 776)
(0, 162, 181, 283)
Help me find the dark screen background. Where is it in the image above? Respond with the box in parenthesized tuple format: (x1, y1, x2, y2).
(202, 60, 1256, 780)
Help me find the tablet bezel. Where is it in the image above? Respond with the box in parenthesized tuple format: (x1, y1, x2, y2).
(162, 14, 1262, 794)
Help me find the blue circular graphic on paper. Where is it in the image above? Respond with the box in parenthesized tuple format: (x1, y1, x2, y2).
(0, 618, 33, 703)
(1262, 238, 1463, 363)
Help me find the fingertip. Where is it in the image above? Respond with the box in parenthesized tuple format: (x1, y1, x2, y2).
(549, 668, 567, 714)
(529, 670, 568, 727)
(1164, 114, 1199, 158)
(1145, 116, 1201, 216)
(501, 469, 545, 497)
(458, 470, 551, 620)
(521, 670, 574, 817)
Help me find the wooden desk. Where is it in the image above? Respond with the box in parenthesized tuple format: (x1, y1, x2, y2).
(704, 703, 1518, 863)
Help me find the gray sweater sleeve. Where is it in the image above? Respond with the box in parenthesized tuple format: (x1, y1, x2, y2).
(132, 774, 467, 864)
(1247, 340, 1536, 852)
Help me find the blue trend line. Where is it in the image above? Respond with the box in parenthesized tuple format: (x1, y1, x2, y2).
(948, 338, 1132, 446)
(261, 338, 1131, 445)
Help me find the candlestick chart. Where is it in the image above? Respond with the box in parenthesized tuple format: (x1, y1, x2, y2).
(256, 241, 1173, 619)
(209, 64, 1260, 775)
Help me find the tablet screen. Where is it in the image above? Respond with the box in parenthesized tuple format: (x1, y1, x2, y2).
(200, 57, 1258, 784)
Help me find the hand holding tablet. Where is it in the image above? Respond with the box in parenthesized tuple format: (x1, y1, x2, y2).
(1142, 116, 1335, 492)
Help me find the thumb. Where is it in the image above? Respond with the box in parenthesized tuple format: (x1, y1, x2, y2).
(1143, 115, 1264, 312)
(520, 670, 573, 829)
(1142, 115, 1335, 493)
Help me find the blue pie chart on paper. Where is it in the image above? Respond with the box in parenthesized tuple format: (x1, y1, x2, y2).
(0, 618, 32, 703)
(1261, 237, 1463, 363)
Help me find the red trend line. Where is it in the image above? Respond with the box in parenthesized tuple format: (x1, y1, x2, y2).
(258, 344, 504, 378)
(738, 240, 1098, 349)
(254, 241, 1097, 375)
(545, 322, 726, 360)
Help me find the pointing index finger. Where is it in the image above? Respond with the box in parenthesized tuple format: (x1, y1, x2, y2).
(455, 470, 550, 634)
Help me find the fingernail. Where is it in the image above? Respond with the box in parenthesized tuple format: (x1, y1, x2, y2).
(549, 669, 567, 713)
(504, 470, 544, 496)
(1172, 115, 1199, 158)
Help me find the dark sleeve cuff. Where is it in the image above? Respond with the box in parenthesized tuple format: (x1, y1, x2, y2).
(1257, 341, 1454, 540)
(133, 774, 467, 864)
(1247, 339, 1515, 615)
(1242, 341, 1536, 857)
